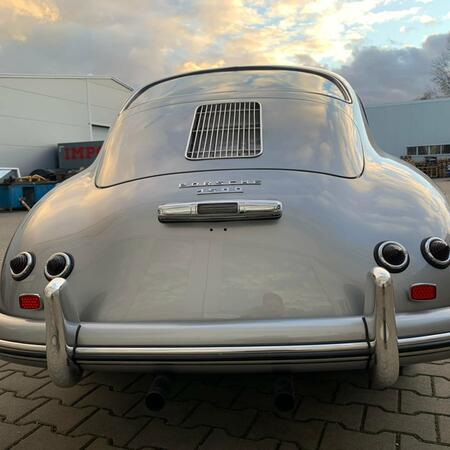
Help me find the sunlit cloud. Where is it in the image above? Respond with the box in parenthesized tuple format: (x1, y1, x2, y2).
(0, 0, 59, 21)
(414, 14, 437, 24)
(179, 60, 226, 72)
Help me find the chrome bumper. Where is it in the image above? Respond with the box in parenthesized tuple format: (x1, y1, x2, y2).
(1, 267, 450, 384)
(1, 332, 450, 368)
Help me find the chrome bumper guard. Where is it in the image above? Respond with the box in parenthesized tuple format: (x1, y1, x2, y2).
(4, 267, 437, 387)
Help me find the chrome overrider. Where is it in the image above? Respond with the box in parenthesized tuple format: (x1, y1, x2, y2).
(2, 267, 450, 388)
(44, 278, 82, 387)
(365, 267, 399, 387)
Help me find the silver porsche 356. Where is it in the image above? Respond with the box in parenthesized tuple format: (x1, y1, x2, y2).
(1, 66, 449, 404)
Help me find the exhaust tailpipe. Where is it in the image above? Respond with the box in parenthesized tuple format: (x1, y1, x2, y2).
(145, 375, 171, 411)
(273, 375, 296, 412)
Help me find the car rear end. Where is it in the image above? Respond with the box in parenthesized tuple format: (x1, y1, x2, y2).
(1, 67, 450, 387)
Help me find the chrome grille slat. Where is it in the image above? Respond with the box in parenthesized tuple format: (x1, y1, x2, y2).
(186, 101, 262, 160)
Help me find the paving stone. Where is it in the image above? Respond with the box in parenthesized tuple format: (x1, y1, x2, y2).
(296, 397, 364, 430)
(316, 370, 370, 388)
(278, 443, 299, 450)
(13, 425, 92, 449)
(393, 375, 433, 396)
(124, 374, 155, 393)
(220, 374, 275, 394)
(438, 415, 450, 444)
(293, 374, 340, 402)
(125, 373, 189, 398)
(434, 377, 450, 397)
(86, 437, 128, 449)
(402, 364, 450, 379)
(184, 402, 256, 437)
(0, 359, 9, 368)
(248, 412, 324, 449)
(320, 423, 397, 450)
(0, 391, 47, 422)
(232, 388, 280, 412)
(2, 363, 48, 377)
(335, 383, 398, 412)
(71, 409, 148, 447)
(18, 399, 96, 434)
(364, 406, 436, 441)
(128, 418, 209, 450)
(199, 428, 278, 450)
(0, 372, 49, 397)
(428, 358, 450, 365)
(79, 372, 141, 391)
(0, 370, 16, 380)
(0, 421, 37, 448)
(400, 435, 450, 449)
(76, 385, 142, 415)
(126, 398, 197, 425)
(29, 380, 97, 405)
(401, 390, 450, 415)
(177, 381, 239, 408)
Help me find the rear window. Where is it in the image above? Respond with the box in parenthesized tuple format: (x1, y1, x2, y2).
(127, 69, 349, 109)
(96, 97, 363, 187)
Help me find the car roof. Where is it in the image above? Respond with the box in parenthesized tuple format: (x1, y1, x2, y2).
(121, 65, 351, 111)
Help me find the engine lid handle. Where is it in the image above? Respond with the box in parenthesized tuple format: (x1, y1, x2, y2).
(158, 200, 282, 222)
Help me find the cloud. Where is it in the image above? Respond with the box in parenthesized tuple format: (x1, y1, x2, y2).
(0, 0, 59, 42)
(339, 32, 450, 105)
(414, 14, 436, 24)
(0, 0, 445, 109)
(0, 0, 59, 21)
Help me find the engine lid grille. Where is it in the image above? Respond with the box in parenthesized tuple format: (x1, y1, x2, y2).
(186, 101, 262, 160)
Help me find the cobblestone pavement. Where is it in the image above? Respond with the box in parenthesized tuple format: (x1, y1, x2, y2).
(0, 180, 450, 450)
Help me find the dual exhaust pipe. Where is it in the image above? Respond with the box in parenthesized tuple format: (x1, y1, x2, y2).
(144, 375, 296, 412)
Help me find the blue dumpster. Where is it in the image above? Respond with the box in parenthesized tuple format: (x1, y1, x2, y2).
(0, 183, 56, 211)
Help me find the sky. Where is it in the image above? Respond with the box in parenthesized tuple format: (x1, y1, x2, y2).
(0, 0, 449, 105)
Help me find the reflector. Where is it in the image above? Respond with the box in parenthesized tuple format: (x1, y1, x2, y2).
(19, 294, 41, 310)
(410, 284, 436, 301)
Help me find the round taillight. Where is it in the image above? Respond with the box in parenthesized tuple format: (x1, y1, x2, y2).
(44, 252, 74, 280)
(9, 252, 35, 281)
(374, 241, 409, 273)
(421, 237, 450, 269)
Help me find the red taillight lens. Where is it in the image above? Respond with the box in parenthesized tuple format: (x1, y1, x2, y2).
(410, 284, 436, 301)
(19, 294, 41, 310)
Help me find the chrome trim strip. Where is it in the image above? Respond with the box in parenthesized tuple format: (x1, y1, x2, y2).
(3, 331, 450, 361)
(75, 341, 370, 357)
(398, 331, 450, 347)
(158, 199, 282, 222)
(0, 338, 45, 353)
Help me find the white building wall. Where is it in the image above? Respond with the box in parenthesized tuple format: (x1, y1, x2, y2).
(366, 97, 450, 159)
(0, 76, 132, 174)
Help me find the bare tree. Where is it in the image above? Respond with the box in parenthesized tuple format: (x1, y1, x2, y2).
(432, 36, 450, 97)
(416, 89, 436, 100)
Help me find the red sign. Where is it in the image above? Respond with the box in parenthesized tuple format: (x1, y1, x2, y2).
(64, 145, 102, 160)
